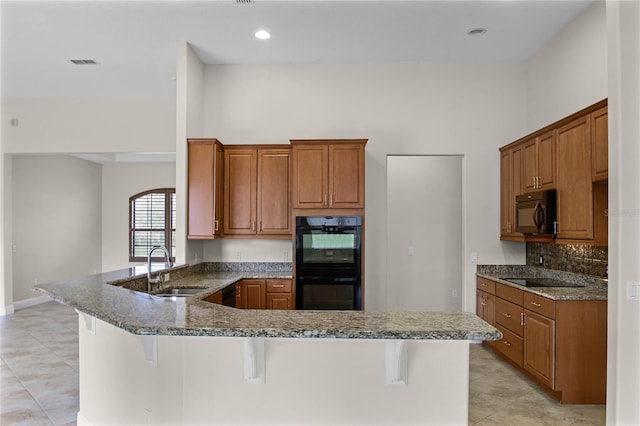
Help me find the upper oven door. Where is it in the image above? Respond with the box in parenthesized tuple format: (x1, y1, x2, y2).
(295, 216, 361, 270)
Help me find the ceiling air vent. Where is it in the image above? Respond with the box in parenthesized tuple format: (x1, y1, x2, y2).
(70, 59, 99, 65)
(235, 0, 254, 4)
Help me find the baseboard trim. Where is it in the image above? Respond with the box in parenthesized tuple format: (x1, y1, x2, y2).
(77, 411, 90, 426)
(0, 304, 15, 316)
(13, 295, 51, 311)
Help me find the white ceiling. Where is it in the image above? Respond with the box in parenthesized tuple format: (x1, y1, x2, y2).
(2, 0, 593, 99)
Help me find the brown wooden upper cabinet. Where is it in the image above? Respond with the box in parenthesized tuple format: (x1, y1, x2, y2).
(523, 130, 555, 192)
(499, 100, 607, 243)
(291, 139, 367, 209)
(556, 114, 594, 240)
(224, 145, 292, 237)
(591, 106, 608, 182)
(500, 144, 523, 240)
(187, 139, 224, 239)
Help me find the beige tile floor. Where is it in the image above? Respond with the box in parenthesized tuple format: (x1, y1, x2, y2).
(469, 343, 605, 425)
(0, 302, 605, 426)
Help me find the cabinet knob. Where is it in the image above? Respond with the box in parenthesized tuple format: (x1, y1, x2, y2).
(502, 340, 512, 347)
(502, 313, 512, 318)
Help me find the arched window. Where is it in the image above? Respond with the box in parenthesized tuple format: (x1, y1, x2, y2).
(129, 188, 176, 262)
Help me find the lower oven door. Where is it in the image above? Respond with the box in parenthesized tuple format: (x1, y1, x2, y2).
(297, 276, 361, 310)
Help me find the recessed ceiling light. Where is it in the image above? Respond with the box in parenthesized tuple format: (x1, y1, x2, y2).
(467, 28, 487, 36)
(255, 30, 271, 40)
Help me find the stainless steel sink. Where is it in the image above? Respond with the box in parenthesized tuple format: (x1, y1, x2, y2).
(154, 287, 209, 297)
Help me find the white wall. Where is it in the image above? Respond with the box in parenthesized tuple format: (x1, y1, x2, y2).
(78, 316, 471, 426)
(202, 239, 292, 263)
(101, 162, 176, 271)
(11, 155, 102, 302)
(525, 1, 608, 132)
(387, 155, 463, 312)
(1, 96, 175, 153)
(202, 62, 528, 311)
(606, 1, 640, 424)
(175, 43, 205, 266)
(1, 155, 13, 314)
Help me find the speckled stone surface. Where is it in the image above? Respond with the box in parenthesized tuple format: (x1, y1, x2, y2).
(526, 243, 608, 277)
(476, 264, 608, 301)
(34, 263, 500, 341)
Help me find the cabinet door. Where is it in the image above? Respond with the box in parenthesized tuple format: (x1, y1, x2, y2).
(556, 115, 593, 240)
(258, 149, 292, 235)
(522, 138, 538, 192)
(243, 279, 266, 309)
(523, 310, 556, 389)
(292, 144, 328, 208)
(224, 149, 257, 235)
(266, 293, 292, 310)
(187, 140, 223, 238)
(591, 106, 608, 182)
(204, 290, 223, 304)
(500, 146, 523, 239)
(537, 130, 556, 189)
(328, 143, 365, 208)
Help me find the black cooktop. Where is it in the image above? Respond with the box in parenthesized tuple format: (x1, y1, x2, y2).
(503, 277, 585, 288)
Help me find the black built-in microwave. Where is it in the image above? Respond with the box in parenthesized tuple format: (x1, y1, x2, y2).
(516, 190, 557, 235)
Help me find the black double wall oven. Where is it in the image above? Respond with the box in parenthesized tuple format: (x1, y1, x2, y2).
(295, 216, 362, 310)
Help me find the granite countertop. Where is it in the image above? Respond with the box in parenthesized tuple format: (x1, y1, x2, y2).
(34, 263, 500, 341)
(476, 265, 608, 301)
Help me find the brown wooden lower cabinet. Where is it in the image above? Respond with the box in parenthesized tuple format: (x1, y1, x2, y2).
(236, 279, 266, 309)
(476, 276, 606, 404)
(204, 290, 222, 304)
(204, 279, 294, 310)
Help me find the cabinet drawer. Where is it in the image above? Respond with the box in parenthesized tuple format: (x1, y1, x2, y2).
(495, 297, 524, 336)
(496, 283, 524, 305)
(266, 279, 292, 293)
(524, 293, 555, 319)
(495, 324, 524, 367)
(477, 277, 496, 295)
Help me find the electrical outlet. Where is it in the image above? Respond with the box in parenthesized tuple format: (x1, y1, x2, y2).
(538, 255, 544, 265)
(408, 247, 415, 256)
(451, 289, 458, 298)
(164, 273, 170, 282)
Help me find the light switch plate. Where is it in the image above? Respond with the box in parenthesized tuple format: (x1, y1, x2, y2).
(626, 281, 640, 301)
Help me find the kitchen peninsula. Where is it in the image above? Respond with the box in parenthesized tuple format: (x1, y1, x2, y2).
(35, 263, 500, 426)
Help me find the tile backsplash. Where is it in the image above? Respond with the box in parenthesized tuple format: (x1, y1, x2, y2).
(526, 243, 608, 278)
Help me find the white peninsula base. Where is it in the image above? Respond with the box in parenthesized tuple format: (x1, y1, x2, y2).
(77, 314, 471, 425)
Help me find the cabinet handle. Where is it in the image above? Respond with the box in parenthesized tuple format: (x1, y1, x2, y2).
(214, 220, 219, 232)
(251, 221, 256, 231)
(329, 193, 333, 206)
(259, 221, 262, 232)
(502, 313, 512, 318)
(553, 221, 558, 234)
(521, 312, 525, 326)
(272, 284, 285, 288)
(481, 282, 486, 287)
(324, 193, 328, 206)
(530, 301, 542, 307)
(502, 340, 511, 347)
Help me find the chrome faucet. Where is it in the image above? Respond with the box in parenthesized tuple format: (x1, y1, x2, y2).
(147, 245, 172, 292)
